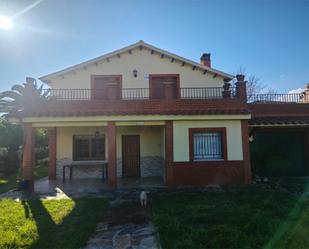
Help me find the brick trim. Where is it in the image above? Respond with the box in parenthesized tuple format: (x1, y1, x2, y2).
(171, 160, 244, 186)
(165, 120, 174, 187)
(189, 127, 227, 162)
(22, 98, 249, 117)
(107, 121, 117, 188)
(22, 123, 35, 191)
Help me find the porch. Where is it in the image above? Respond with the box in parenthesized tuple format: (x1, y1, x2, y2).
(35, 176, 165, 194)
(22, 120, 173, 192)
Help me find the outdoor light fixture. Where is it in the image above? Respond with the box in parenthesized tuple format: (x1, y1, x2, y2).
(95, 130, 100, 138)
(133, 69, 138, 78)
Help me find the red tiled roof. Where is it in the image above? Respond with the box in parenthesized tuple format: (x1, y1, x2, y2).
(249, 116, 309, 126)
(12, 99, 250, 117)
(20, 108, 249, 117)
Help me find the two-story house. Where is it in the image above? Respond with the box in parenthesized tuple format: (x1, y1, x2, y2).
(14, 41, 258, 190)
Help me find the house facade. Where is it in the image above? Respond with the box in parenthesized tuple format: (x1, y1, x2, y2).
(14, 41, 309, 190)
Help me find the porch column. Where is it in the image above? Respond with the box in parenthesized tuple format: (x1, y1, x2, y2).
(22, 123, 35, 192)
(241, 120, 252, 184)
(107, 121, 117, 188)
(165, 120, 174, 187)
(48, 128, 57, 180)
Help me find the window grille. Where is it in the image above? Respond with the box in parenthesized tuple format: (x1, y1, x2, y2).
(193, 132, 223, 160)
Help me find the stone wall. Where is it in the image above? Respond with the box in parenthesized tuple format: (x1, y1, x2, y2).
(140, 156, 164, 177)
(57, 156, 164, 179)
(57, 158, 102, 179)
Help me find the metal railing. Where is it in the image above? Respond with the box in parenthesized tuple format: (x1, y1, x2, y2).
(247, 93, 308, 103)
(181, 87, 236, 99)
(122, 88, 149, 99)
(44, 87, 237, 101)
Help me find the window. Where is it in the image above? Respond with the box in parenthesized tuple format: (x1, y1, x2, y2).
(189, 128, 227, 161)
(73, 135, 105, 161)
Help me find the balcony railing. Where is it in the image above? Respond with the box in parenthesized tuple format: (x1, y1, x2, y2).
(248, 93, 308, 104)
(43, 87, 237, 101)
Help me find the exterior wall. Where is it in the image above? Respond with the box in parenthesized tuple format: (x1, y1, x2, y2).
(173, 120, 243, 161)
(56, 125, 164, 179)
(48, 47, 225, 89)
(56, 126, 107, 179)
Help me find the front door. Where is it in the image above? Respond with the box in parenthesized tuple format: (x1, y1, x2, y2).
(122, 135, 140, 177)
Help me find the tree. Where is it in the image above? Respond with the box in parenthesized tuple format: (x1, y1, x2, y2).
(0, 77, 50, 114)
(0, 117, 23, 174)
(0, 78, 50, 175)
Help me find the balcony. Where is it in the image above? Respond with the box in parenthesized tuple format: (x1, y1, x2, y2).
(18, 85, 250, 117)
(43, 87, 237, 101)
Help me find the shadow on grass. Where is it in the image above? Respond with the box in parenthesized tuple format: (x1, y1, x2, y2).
(21, 198, 106, 249)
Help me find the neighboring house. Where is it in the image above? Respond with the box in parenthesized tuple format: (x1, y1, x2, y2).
(10, 41, 309, 190)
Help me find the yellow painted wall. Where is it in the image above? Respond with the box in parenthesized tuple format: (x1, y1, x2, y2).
(173, 120, 243, 161)
(48, 47, 225, 89)
(116, 126, 163, 157)
(56, 125, 164, 160)
(56, 126, 107, 160)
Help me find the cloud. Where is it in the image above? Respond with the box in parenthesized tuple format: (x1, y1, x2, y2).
(288, 88, 304, 94)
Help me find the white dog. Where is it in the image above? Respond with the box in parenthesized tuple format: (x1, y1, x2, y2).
(140, 191, 148, 208)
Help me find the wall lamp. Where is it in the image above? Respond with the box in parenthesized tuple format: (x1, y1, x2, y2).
(133, 69, 138, 78)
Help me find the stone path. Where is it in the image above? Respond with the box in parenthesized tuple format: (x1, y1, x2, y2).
(85, 200, 160, 249)
(85, 221, 159, 249)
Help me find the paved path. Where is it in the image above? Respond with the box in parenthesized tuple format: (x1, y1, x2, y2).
(85, 199, 161, 249)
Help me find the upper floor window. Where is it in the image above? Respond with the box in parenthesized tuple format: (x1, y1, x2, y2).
(91, 75, 122, 100)
(189, 128, 227, 161)
(149, 74, 179, 99)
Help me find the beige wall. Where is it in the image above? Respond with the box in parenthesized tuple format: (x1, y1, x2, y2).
(56, 125, 164, 160)
(56, 126, 107, 160)
(55, 120, 244, 161)
(48, 47, 225, 89)
(173, 120, 243, 162)
(116, 126, 164, 157)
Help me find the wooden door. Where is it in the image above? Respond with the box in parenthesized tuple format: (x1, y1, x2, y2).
(150, 75, 178, 99)
(122, 135, 140, 177)
(91, 75, 121, 100)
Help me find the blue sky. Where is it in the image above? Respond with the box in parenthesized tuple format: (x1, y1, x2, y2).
(0, 0, 308, 92)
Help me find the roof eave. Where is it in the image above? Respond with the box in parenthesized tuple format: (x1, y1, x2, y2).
(39, 40, 234, 83)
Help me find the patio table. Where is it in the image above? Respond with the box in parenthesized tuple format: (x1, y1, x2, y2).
(62, 161, 108, 183)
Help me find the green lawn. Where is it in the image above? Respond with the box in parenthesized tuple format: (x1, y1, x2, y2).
(0, 198, 106, 249)
(0, 163, 48, 194)
(152, 191, 309, 249)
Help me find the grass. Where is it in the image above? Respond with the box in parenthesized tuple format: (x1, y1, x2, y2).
(152, 191, 309, 249)
(0, 163, 48, 194)
(0, 198, 106, 249)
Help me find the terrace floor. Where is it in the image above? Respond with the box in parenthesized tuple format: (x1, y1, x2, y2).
(34, 176, 165, 194)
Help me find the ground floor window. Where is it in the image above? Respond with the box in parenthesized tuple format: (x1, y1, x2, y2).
(73, 135, 105, 161)
(189, 128, 227, 161)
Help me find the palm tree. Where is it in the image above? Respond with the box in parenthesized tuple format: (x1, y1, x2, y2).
(0, 77, 50, 114)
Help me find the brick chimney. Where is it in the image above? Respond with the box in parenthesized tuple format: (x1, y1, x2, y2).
(235, 74, 247, 102)
(200, 53, 211, 67)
